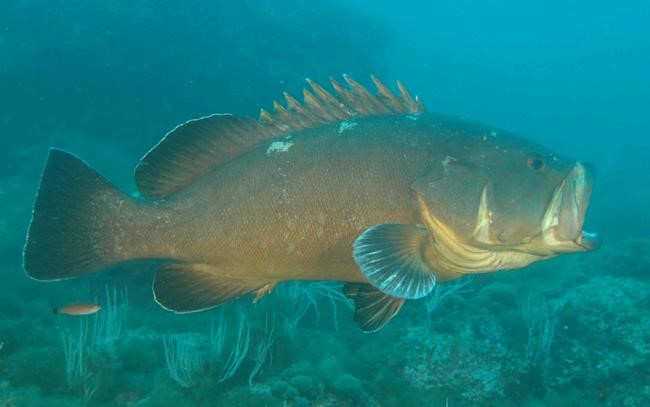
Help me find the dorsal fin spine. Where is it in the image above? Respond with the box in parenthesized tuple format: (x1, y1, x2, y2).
(272, 100, 301, 129)
(397, 81, 424, 114)
(260, 109, 290, 133)
(344, 74, 391, 115)
(302, 88, 337, 122)
(306, 78, 352, 119)
(371, 74, 406, 113)
(283, 92, 320, 126)
(329, 77, 358, 114)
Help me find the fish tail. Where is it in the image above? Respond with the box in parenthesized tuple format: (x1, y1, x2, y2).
(24, 148, 140, 281)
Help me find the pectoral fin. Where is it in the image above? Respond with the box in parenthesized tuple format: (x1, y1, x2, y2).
(343, 283, 405, 332)
(153, 263, 268, 313)
(352, 223, 437, 299)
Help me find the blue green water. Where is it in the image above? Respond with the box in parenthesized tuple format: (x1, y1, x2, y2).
(1, 1, 649, 406)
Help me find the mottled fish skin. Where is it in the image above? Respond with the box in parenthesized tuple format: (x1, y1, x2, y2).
(54, 303, 101, 316)
(131, 115, 443, 282)
(23, 76, 597, 329)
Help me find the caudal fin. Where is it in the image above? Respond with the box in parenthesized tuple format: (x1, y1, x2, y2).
(24, 149, 134, 281)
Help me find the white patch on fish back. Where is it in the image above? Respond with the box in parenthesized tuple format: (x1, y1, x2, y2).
(338, 120, 357, 135)
(406, 115, 419, 121)
(266, 139, 294, 156)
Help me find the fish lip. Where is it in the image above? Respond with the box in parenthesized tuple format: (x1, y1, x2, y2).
(542, 162, 598, 251)
(567, 162, 593, 238)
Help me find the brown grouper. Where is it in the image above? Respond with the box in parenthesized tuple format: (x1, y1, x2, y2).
(23, 75, 600, 331)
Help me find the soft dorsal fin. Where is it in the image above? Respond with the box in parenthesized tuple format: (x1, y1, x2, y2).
(135, 75, 426, 200)
(135, 114, 274, 199)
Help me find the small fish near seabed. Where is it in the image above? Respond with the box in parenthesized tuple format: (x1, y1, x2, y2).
(23, 75, 600, 332)
(53, 303, 102, 316)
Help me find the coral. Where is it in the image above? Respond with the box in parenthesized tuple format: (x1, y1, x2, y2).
(401, 315, 515, 404)
(211, 384, 283, 407)
(5, 347, 66, 394)
(477, 281, 518, 307)
(270, 379, 290, 399)
(286, 386, 300, 400)
(594, 239, 650, 280)
(548, 275, 650, 405)
(293, 397, 311, 407)
(333, 374, 373, 406)
(289, 375, 319, 400)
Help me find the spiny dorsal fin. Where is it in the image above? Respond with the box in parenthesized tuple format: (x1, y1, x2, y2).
(135, 75, 425, 200)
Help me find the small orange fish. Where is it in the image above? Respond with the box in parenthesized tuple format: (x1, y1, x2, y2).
(53, 303, 101, 316)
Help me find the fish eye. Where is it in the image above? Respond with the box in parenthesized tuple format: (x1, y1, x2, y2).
(527, 154, 546, 171)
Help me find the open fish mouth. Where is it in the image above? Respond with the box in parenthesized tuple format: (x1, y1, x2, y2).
(542, 162, 600, 251)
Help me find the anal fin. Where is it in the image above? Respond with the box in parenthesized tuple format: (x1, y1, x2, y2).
(343, 283, 405, 332)
(153, 263, 268, 313)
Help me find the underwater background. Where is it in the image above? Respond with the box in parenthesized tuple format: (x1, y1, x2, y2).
(1, 0, 649, 406)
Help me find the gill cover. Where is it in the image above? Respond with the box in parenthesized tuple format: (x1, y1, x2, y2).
(411, 157, 489, 243)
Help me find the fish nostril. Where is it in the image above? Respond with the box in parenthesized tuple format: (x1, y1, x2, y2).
(527, 154, 546, 171)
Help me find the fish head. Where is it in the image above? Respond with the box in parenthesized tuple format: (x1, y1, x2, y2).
(413, 125, 599, 266)
(474, 137, 599, 255)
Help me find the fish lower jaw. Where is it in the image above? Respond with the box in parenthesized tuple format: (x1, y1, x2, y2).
(532, 226, 599, 254)
(426, 237, 545, 275)
(436, 252, 541, 275)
